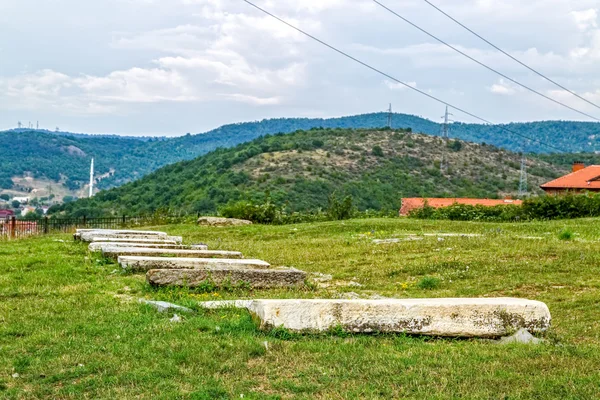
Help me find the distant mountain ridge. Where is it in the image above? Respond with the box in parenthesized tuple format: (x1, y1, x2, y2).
(1, 112, 600, 200)
(50, 127, 568, 217)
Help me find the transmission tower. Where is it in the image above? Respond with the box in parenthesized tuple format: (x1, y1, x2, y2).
(519, 156, 528, 197)
(17, 121, 22, 129)
(387, 103, 393, 128)
(440, 106, 453, 172)
(440, 105, 452, 139)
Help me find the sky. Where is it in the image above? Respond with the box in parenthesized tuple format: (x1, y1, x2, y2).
(0, 0, 599, 136)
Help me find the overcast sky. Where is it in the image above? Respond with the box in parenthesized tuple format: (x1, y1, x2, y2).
(1, 0, 599, 136)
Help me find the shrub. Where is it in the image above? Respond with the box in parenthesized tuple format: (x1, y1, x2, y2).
(372, 145, 384, 157)
(326, 193, 355, 221)
(558, 228, 574, 241)
(219, 197, 279, 224)
(410, 193, 600, 222)
(447, 140, 463, 152)
(417, 276, 441, 290)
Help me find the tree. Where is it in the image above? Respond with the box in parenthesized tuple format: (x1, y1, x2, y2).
(448, 140, 463, 152)
(0, 194, 9, 201)
(372, 145, 384, 157)
(11, 200, 20, 209)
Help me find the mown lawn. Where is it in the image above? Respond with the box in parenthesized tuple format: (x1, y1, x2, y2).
(1, 218, 600, 399)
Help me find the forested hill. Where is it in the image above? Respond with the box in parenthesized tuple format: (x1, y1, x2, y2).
(2, 113, 600, 198)
(50, 127, 568, 217)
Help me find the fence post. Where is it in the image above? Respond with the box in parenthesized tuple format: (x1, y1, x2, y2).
(44, 216, 49, 234)
(122, 215, 126, 226)
(83, 215, 87, 227)
(10, 216, 16, 239)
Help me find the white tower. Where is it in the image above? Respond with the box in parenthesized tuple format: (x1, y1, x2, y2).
(89, 158, 95, 198)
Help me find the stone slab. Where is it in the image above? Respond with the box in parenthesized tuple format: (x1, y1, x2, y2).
(197, 217, 252, 226)
(80, 233, 182, 243)
(118, 256, 270, 272)
(138, 299, 194, 313)
(75, 230, 167, 241)
(88, 238, 179, 245)
(76, 229, 167, 235)
(103, 248, 241, 261)
(89, 242, 208, 252)
(146, 267, 306, 288)
(246, 298, 551, 337)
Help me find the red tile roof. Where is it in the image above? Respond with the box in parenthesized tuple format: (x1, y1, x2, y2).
(541, 165, 600, 190)
(400, 198, 522, 216)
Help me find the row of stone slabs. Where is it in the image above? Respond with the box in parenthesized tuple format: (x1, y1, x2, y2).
(77, 229, 552, 337)
(78, 229, 306, 289)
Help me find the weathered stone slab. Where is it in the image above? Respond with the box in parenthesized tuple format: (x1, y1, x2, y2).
(146, 267, 306, 288)
(80, 232, 182, 243)
(119, 256, 270, 272)
(138, 299, 194, 313)
(89, 242, 208, 252)
(76, 229, 167, 235)
(197, 217, 252, 226)
(75, 229, 168, 241)
(103, 248, 241, 261)
(246, 298, 551, 337)
(88, 237, 179, 245)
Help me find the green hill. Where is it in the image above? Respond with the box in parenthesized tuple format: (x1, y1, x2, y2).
(50, 127, 569, 217)
(3, 113, 600, 201)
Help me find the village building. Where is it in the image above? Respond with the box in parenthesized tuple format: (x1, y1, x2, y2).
(0, 209, 15, 218)
(400, 198, 523, 216)
(20, 206, 37, 217)
(540, 163, 600, 195)
(13, 196, 30, 204)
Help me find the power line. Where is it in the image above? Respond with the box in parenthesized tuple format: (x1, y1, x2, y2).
(371, 0, 600, 122)
(240, 0, 564, 153)
(422, 0, 600, 112)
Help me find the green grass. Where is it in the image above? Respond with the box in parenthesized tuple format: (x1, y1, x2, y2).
(1, 218, 600, 399)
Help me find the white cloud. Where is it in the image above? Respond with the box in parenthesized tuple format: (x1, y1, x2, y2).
(74, 68, 197, 103)
(571, 9, 598, 31)
(489, 79, 517, 95)
(222, 93, 282, 105)
(384, 80, 417, 91)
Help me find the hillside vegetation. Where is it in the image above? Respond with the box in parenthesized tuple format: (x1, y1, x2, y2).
(2, 113, 600, 199)
(50, 128, 567, 217)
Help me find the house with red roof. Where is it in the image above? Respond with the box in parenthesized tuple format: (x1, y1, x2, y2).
(0, 209, 14, 218)
(540, 163, 600, 195)
(400, 198, 523, 216)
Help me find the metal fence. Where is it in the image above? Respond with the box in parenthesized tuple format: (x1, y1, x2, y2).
(0, 215, 188, 240)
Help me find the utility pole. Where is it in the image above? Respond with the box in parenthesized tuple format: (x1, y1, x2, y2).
(36, 121, 39, 130)
(387, 103, 393, 128)
(89, 158, 95, 198)
(519, 156, 528, 197)
(17, 121, 22, 129)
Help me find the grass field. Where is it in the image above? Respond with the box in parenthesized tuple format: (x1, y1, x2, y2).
(1, 218, 600, 399)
